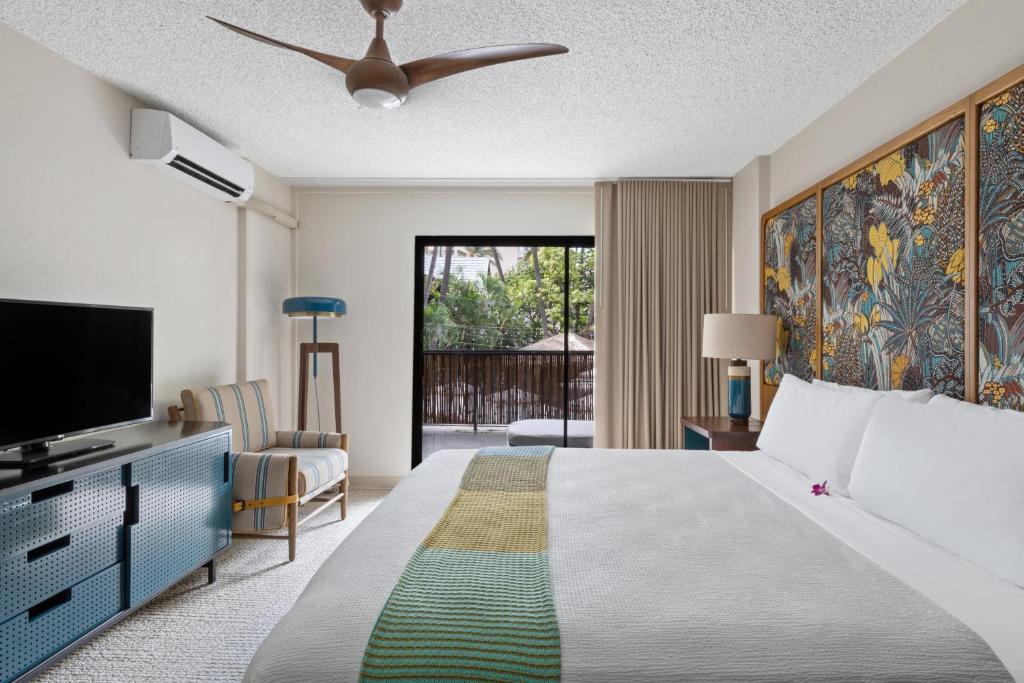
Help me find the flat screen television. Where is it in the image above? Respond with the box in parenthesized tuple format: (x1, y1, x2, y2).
(0, 299, 153, 465)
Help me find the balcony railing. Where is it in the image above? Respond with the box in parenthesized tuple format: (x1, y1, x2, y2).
(422, 350, 594, 428)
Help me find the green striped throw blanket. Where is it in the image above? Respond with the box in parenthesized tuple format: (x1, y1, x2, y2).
(360, 446, 560, 682)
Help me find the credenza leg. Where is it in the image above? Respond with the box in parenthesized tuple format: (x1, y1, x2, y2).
(206, 558, 217, 584)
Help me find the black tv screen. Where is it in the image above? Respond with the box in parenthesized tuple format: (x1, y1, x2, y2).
(0, 299, 153, 450)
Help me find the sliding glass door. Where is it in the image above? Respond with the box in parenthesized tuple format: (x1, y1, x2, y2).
(413, 237, 595, 467)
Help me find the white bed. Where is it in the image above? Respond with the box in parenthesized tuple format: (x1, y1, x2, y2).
(244, 446, 1022, 682)
(724, 450, 1024, 680)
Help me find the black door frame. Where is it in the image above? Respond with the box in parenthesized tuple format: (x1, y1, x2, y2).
(413, 235, 595, 468)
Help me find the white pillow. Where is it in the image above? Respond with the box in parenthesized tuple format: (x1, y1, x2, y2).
(757, 375, 881, 495)
(929, 393, 1024, 418)
(849, 395, 1024, 587)
(812, 378, 933, 404)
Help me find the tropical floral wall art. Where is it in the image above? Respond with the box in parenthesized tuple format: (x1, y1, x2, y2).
(978, 81, 1024, 411)
(821, 116, 967, 397)
(763, 195, 817, 386)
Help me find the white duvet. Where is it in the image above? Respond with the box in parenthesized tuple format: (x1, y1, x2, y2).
(244, 449, 1021, 682)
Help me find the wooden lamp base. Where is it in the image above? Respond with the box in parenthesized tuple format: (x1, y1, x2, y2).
(297, 342, 342, 432)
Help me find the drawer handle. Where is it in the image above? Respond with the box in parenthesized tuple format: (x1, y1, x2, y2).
(28, 588, 72, 621)
(31, 480, 74, 503)
(223, 452, 230, 483)
(125, 484, 140, 526)
(27, 534, 71, 562)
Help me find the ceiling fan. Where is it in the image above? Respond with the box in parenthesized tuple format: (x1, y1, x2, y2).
(208, 0, 569, 110)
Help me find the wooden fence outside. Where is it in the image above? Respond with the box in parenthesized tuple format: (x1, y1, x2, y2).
(422, 350, 594, 427)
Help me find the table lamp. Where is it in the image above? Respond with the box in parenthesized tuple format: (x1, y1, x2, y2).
(283, 296, 347, 431)
(701, 313, 778, 422)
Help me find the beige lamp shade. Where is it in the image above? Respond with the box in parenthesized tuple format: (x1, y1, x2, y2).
(702, 313, 778, 360)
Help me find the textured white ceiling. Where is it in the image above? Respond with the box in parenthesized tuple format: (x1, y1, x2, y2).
(1, 0, 963, 181)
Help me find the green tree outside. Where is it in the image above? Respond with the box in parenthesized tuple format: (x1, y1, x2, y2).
(423, 247, 594, 350)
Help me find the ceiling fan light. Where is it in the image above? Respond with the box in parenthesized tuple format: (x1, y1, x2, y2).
(351, 87, 406, 109)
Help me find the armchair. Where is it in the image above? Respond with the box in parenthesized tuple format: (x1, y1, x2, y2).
(174, 379, 349, 561)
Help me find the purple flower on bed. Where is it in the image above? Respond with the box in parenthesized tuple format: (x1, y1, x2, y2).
(811, 480, 829, 496)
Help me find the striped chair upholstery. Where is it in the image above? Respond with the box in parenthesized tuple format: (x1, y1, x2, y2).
(275, 430, 345, 449)
(182, 380, 275, 453)
(182, 380, 348, 533)
(229, 451, 293, 531)
(261, 446, 348, 504)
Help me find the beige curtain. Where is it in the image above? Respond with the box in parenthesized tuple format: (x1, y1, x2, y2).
(595, 180, 732, 449)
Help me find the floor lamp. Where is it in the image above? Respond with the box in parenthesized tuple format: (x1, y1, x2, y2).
(283, 296, 347, 432)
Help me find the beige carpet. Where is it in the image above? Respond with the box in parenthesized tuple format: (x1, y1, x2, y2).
(36, 488, 389, 682)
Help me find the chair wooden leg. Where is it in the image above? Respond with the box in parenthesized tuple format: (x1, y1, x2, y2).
(288, 502, 297, 561)
(287, 456, 298, 562)
(341, 472, 349, 520)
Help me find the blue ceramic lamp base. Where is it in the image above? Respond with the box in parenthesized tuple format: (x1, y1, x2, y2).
(727, 359, 751, 422)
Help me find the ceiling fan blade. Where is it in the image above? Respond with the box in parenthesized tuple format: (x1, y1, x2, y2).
(207, 17, 356, 74)
(400, 43, 568, 89)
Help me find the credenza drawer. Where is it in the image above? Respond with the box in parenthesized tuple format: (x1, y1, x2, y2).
(0, 563, 121, 682)
(0, 516, 122, 624)
(0, 467, 124, 557)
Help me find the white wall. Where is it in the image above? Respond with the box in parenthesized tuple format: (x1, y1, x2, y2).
(731, 0, 1024, 409)
(0, 22, 293, 417)
(239, 165, 296, 424)
(731, 156, 770, 417)
(768, 0, 1024, 205)
(294, 187, 594, 484)
(239, 209, 295, 425)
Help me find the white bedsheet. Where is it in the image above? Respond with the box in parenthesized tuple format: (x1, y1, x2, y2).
(720, 450, 1024, 681)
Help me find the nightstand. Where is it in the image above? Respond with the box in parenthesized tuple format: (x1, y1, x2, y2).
(681, 416, 762, 451)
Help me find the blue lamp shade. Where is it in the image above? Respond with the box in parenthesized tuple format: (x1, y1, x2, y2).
(284, 297, 346, 380)
(282, 296, 347, 318)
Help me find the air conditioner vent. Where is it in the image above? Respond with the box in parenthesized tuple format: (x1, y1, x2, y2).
(169, 155, 245, 198)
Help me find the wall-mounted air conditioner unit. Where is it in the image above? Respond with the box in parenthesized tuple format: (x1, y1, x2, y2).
(130, 109, 254, 204)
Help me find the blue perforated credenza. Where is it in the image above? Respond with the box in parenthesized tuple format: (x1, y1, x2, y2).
(0, 421, 231, 682)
